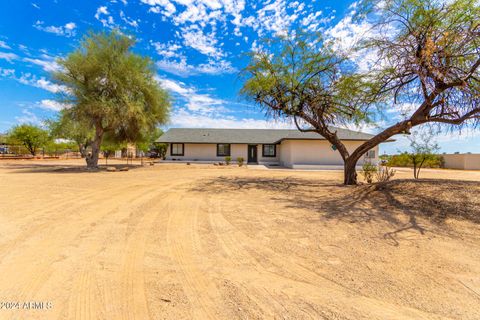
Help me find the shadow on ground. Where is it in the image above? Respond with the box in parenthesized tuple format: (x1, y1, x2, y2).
(191, 177, 480, 244)
(1, 162, 144, 174)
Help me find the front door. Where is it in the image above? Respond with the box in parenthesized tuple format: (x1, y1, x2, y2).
(248, 145, 257, 163)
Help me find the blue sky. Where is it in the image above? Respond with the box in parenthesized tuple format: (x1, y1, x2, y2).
(0, 0, 478, 154)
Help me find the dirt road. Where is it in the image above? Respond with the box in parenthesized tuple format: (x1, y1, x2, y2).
(0, 160, 479, 319)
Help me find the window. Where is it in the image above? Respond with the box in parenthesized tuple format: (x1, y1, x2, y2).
(171, 143, 184, 156)
(216, 144, 231, 156)
(365, 150, 375, 158)
(262, 144, 276, 157)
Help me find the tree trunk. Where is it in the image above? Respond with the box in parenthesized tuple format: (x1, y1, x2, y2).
(344, 157, 359, 185)
(85, 125, 103, 169)
(79, 144, 87, 158)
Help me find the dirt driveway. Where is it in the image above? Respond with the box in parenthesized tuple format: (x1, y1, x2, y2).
(0, 160, 479, 319)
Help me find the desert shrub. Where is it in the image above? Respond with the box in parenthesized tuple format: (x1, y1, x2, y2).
(361, 162, 377, 184)
(376, 165, 396, 182)
(237, 157, 244, 167)
(225, 156, 231, 165)
(384, 153, 443, 169)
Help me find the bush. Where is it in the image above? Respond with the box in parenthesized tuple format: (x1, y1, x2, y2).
(237, 157, 244, 167)
(376, 165, 396, 182)
(361, 162, 377, 184)
(225, 156, 231, 165)
(383, 152, 443, 168)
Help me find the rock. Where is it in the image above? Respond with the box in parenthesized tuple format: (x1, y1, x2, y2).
(119, 167, 129, 171)
(106, 167, 116, 172)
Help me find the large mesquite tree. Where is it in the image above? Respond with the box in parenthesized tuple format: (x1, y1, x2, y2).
(54, 31, 170, 168)
(242, 0, 480, 185)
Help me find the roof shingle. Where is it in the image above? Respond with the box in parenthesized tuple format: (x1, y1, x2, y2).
(156, 127, 379, 144)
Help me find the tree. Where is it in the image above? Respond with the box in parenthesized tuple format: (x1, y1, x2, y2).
(241, 0, 480, 185)
(47, 110, 94, 158)
(53, 31, 170, 169)
(135, 127, 163, 154)
(241, 33, 380, 185)
(408, 132, 440, 179)
(7, 124, 51, 156)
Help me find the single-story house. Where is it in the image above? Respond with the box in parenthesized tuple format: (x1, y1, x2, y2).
(442, 153, 480, 170)
(157, 128, 384, 168)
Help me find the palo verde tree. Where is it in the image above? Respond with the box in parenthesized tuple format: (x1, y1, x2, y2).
(407, 131, 440, 179)
(54, 31, 170, 168)
(7, 124, 51, 156)
(47, 110, 94, 158)
(242, 0, 480, 184)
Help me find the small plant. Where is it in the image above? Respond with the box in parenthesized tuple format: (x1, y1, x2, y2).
(361, 162, 377, 184)
(376, 165, 395, 182)
(237, 157, 244, 167)
(225, 156, 231, 165)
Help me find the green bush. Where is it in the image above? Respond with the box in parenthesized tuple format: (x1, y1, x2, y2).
(225, 156, 231, 165)
(383, 153, 443, 168)
(361, 162, 377, 184)
(237, 157, 244, 167)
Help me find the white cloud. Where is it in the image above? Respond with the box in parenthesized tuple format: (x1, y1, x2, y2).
(142, 0, 177, 17)
(18, 74, 67, 93)
(33, 21, 77, 37)
(0, 67, 15, 77)
(38, 99, 71, 111)
(170, 108, 294, 129)
(15, 109, 42, 125)
(23, 56, 61, 72)
(151, 40, 182, 58)
(156, 58, 236, 76)
(95, 6, 116, 27)
(157, 76, 225, 113)
(181, 25, 223, 58)
(0, 41, 11, 50)
(120, 11, 139, 28)
(0, 52, 18, 62)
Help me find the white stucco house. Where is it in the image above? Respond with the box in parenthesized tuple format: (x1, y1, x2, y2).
(157, 128, 384, 168)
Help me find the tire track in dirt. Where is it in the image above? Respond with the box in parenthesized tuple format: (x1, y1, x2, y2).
(119, 190, 176, 320)
(207, 197, 449, 320)
(166, 193, 224, 320)
(67, 186, 174, 320)
(0, 185, 162, 319)
(0, 182, 139, 264)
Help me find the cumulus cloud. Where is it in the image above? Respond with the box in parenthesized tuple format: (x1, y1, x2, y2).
(181, 25, 223, 58)
(33, 21, 77, 37)
(38, 99, 71, 111)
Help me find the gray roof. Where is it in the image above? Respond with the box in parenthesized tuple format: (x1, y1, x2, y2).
(157, 127, 381, 144)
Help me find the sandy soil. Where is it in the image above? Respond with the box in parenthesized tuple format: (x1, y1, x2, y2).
(0, 159, 479, 319)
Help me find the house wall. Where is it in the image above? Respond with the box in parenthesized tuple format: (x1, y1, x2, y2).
(166, 143, 249, 161)
(165, 141, 379, 167)
(279, 140, 379, 167)
(443, 154, 480, 170)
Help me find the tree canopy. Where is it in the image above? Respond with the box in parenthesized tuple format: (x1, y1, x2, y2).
(54, 30, 171, 168)
(242, 0, 479, 184)
(7, 124, 51, 156)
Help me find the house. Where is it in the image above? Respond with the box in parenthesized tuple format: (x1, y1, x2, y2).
(157, 128, 384, 168)
(442, 153, 480, 170)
